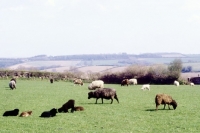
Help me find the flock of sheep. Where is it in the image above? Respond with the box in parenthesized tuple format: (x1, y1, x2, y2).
(4, 77, 196, 117)
(73, 78, 183, 111)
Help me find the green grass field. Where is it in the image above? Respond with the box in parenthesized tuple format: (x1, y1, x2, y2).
(0, 80, 200, 133)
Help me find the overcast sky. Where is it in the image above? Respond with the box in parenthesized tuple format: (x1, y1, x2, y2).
(0, 0, 200, 58)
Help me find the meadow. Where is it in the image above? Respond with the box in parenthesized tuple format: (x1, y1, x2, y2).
(0, 79, 200, 133)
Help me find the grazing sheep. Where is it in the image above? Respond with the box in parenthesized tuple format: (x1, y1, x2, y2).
(9, 80, 16, 90)
(3, 108, 19, 116)
(40, 108, 57, 117)
(190, 82, 195, 86)
(73, 78, 83, 86)
(19, 111, 32, 117)
(88, 80, 104, 90)
(121, 79, 129, 86)
(141, 84, 150, 91)
(155, 94, 177, 110)
(58, 99, 75, 113)
(174, 80, 179, 86)
(74, 106, 84, 111)
(88, 88, 119, 104)
(128, 78, 137, 85)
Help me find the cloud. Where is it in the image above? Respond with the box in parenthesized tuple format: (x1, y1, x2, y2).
(2, 5, 27, 12)
(182, 0, 200, 11)
(188, 14, 200, 23)
(46, 0, 55, 7)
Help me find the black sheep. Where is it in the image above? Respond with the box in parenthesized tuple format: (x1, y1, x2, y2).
(58, 99, 75, 113)
(50, 78, 53, 83)
(88, 88, 119, 104)
(40, 108, 57, 118)
(3, 108, 19, 116)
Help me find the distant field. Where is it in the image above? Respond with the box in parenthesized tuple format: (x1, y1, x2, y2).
(8, 61, 81, 69)
(1, 80, 200, 132)
(6, 58, 200, 73)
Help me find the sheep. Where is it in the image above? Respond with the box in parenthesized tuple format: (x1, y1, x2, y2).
(74, 106, 84, 111)
(19, 111, 32, 117)
(190, 82, 195, 86)
(73, 78, 83, 86)
(128, 78, 137, 85)
(58, 99, 75, 113)
(50, 78, 53, 83)
(141, 84, 150, 91)
(10, 78, 17, 83)
(174, 80, 179, 86)
(3, 109, 19, 116)
(9, 80, 16, 90)
(88, 80, 104, 90)
(155, 94, 177, 110)
(40, 108, 57, 117)
(121, 79, 129, 86)
(88, 88, 119, 104)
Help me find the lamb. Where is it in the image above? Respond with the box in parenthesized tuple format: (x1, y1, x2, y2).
(88, 80, 104, 90)
(128, 78, 137, 85)
(50, 78, 53, 83)
(9, 80, 16, 90)
(174, 80, 179, 86)
(73, 78, 83, 86)
(88, 88, 119, 104)
(141, 84, 150, 91)
(3, 108, 19, 116)
(155, 94, 177, 110)
(190, 82, 195, 86)
(74, 106, 84, 111)
(40, 108, 57, 117)
(121, 79, 129, 86)
(19, 111, 32, 117)
(58, 99, 75, 113)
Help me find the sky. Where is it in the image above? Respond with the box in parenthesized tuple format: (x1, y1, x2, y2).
(0, 0, 200, 58)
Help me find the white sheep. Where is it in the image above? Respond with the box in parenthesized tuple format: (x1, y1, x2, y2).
(88, 80, 104, 90)
(141, 84, 150, 91)
(190, 82, 195, 86)
(9, 80, 16, 90)
(174, 80, 179, 87)
(128, 78, 137, 85)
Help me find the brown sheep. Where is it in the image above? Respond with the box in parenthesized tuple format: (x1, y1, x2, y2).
(74, 106, 84, 111)
(58, 99, 75, 113)
(88, 88, 119, 104)
(73, 78, 83, 86)
(121, 79, 129, 86)
(19, 111, 32, 117)
(155, 94, 177, 110)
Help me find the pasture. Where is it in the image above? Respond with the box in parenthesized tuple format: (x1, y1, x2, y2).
(0, 79, 200, 133)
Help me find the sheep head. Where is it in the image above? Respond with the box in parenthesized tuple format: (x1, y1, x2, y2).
(88, 92, 94, 99)
(171, 100, 177, 110)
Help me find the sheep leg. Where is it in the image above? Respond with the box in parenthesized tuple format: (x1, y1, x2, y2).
(110, 98, 113, 104)
(156, 105, 159, 110)
(168, 104, 171, 110)
(95, 98, 99, 104)
(101, 98, 104, 104)
(71, 108, 74, 113)
(114, 95, 119, 103)
(163, 104, 166, 110)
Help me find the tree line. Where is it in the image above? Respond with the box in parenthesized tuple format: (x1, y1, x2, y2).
(0, 59, 188, 85)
